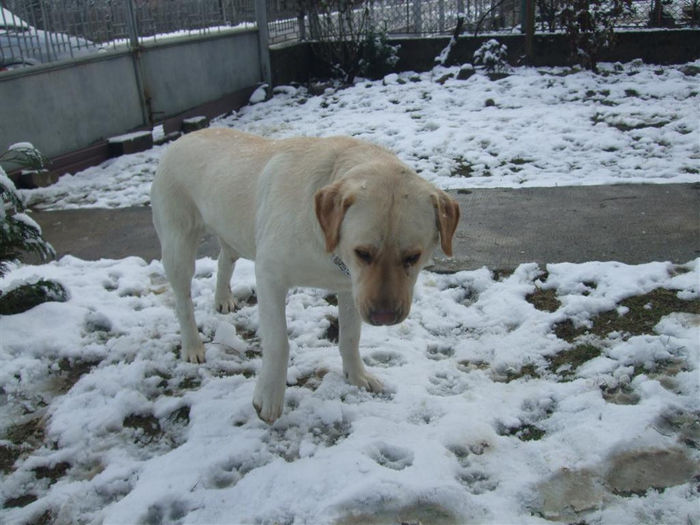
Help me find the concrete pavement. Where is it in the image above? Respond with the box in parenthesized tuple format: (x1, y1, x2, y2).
(29, 183, 700, 271)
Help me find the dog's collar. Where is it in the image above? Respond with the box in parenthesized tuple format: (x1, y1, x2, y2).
(331, 254, 351, 277)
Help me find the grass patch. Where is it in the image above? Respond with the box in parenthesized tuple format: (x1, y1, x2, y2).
(526, 288, 560, 312)
(591, 288, 700, 338)
(499, 423, 545, 441)
(493, 364, 540, 383)
(553, 319, 586, 343)
(452, 158, 474, 178)
(554, 287, 699, 343)
(547, 344, 602, 378)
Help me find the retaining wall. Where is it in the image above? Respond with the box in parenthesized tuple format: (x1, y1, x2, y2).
(0, 28, 262, 162)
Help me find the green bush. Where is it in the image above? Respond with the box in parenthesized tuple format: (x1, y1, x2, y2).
(305, 0, 400, 83)
(0, 144, 66, 314)
(559, 0, 632, 72)
(358, 25, 400, 80)
(473, 39, 509, 77)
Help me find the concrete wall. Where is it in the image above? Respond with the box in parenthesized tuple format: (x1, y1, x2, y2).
(140, 30, 260, 119)
(0, 52, 143, 158)
(392, 29, 700, 72)
(270, 29, 700, 86)
(0, 29, 262, 159)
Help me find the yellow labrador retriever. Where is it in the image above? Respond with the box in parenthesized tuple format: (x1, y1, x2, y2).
(151, 128, 459, 423)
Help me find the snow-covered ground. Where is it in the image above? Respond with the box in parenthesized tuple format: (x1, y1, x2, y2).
(22, 60, 700, 210)
(1, 257, 698, 524)
(2, 60, 699, 524)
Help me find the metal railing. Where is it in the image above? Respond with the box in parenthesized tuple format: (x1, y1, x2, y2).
(2, 0, 698, 67)
(1, 0, 259, 67)
(268, 0, 698, 45)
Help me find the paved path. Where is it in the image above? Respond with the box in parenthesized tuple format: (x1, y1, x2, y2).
(30, 183, 700, 271)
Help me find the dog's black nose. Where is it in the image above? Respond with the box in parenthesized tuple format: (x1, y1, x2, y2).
(368, 309, 400, 326)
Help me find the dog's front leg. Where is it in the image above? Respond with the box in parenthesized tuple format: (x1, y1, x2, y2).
(252, 275, 290, 423)
(338, 292, 383, 392)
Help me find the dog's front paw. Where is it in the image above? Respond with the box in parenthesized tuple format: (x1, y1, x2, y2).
(252, 380, 285, 424)
(215, 292, 236, 314)
(346, 369, 383, 393)
(182, 344, 206, 364)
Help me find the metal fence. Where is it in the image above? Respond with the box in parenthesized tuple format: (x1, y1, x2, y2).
(270, 0, 698, 43)
(2, 0, 698, 67)
(1, 0, 259, 67)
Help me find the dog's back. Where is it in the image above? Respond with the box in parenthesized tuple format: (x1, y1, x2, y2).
(151, 128, 266, 260)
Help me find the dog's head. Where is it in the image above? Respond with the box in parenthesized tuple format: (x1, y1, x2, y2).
(315, 163, 460, 326)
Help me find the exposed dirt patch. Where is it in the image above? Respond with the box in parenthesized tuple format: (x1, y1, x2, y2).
(3, 493, 38, 509)
(6, 416, 45, 449)
(526, 288, 561, 312)
(123, 413, 162, 444)
(456, 359, 490, 373)
(123, 406, 190, 448)
(293, 368, 329, 391)
(324, 315, 339, 343)
(1, 415, 47, 476)
(492, 364, 540, 383)
(0, 444, 19, 474)
(33, 461, 71, 484)
(601, 383, 640, 405)
(498, 422, 545, 442)
(50, 357, 102, 395)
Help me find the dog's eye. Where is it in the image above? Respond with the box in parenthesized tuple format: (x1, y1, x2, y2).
(403, 253, 421, 267)
(355, 249, 373, 264)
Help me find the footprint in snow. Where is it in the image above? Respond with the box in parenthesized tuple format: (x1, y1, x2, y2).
(368, 442, 414, 471)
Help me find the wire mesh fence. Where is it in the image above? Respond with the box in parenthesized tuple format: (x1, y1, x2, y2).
(1, 0, 698, 67)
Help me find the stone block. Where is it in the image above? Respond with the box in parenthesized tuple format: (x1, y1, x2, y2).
(108, 131, 154, 157)
(181, 116, 209, 134)
(18, 169, 59, 189)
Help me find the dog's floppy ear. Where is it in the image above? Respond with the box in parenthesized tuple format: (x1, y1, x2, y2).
(430, 190, 460, 257)
(314, 181, 356, 253)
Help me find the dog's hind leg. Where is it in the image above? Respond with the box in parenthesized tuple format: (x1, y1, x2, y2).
(160, 226, 206, 364)
(215, 238, 238, 314)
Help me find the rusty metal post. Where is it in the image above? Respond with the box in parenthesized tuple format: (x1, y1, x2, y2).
(255, 0, 272, 95)
(521, 0, 535, 62)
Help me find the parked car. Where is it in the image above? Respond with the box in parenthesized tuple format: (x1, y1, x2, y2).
(1, 7, 101, 70)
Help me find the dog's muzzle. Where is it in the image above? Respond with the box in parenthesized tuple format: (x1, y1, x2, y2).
(368, 308, 403, 326)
